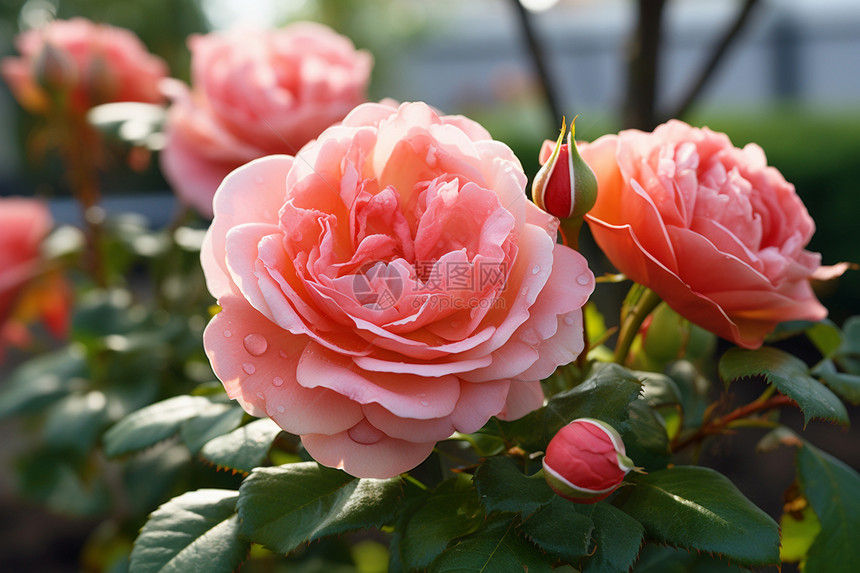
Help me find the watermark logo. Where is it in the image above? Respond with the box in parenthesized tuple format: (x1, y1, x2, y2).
(353, 260, 509, 311)
(353, 261, 404, 311)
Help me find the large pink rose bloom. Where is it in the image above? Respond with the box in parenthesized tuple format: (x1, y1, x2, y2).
(161, 22, 373, 218)
(202, 102, 595, 478)
(1, 18, 166, 115)
(579, 120, 826, 349)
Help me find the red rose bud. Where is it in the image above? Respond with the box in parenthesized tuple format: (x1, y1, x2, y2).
(542, 418, 635, 504)
(532, 117, 598, 248)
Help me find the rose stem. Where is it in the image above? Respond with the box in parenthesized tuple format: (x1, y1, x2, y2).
(671, 393, 796, 452)
(62, 113, 107, 287)
(613, 285, 662, 365)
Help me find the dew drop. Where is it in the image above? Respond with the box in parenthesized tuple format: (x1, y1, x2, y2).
(564, 315, 575, 326)
(420, 400, 430, 407)
(531, 265, 540, 275)
(272, 376, 284, 387)
(255, 392, 264, 399)
(276, 405, 285, 414)
(576, 274, 590, 286)
(242, 362, 256, 375)
(223, 329, 232, 338)
(521, 327, 541, 346)
(520, 286, 529, 296)
(243, 333, 268, 356)
(292, 230, 303, 242)
(279, 350, 289, 359)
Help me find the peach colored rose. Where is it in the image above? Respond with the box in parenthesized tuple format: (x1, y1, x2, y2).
(0, 198, 67, 361)
(161, 22, 373, 217)
(577, 120, 826, 349)
(201, 102, 595, 478)
(1, 18, 166, 115)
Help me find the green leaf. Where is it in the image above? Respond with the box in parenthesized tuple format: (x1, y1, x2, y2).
(123, 444, 193, 517)
(635, 544, 751, 572)
(42, 390, 111, 456)
(622, 399, 671, 471)
(0, 345, 87, 419)
(543, 363, 643, 437)
(500, 362, 642, 450)
(665, 360, 712, 429)
(519, 496, 593, 563)
(779, 503, 821, 563)
(637, 371, 682, 406)
(474, 457, 554, 517)
(431, 516, 552, 573)
(582, 502, 644, 573)
(812, 359, 860, 405)
(399, 474, 484, 571)
(237, 462, 402, 554)
(103, 395, 218, 457)
(16, 450, 110, 516)
(616, 466, 780, 567)
(834, 316, 860, 374)
(796, 441, 860, 573)
(805, 320, 843, 357)
(180, 403, 244, 454)
(199, 418, 282, 474)
(129, 489, 248, 573)
(719, 346, 848, 427)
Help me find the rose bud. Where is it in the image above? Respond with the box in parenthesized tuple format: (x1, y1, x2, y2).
(542, 418, 635, 504)
(532, 117, 598, 249)
(34, 42, 76, 100)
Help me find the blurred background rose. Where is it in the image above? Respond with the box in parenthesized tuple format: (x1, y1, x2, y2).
(160, 22, 373, 217)
(1, 17, 167, 116)
(0, 197, 68, 361)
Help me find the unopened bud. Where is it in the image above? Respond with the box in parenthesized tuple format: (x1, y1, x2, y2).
(543, 418, 635, 504)
(533, 117, 598, 220)
(34, 41, 76, 96)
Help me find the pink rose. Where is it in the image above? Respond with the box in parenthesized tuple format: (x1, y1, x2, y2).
(579, 120, 826, 349)
(160, 22, 373, 217)
(543, 418, 634, 504)
(201, 102, 595, 478)
(0, 198, 63, 360)
(1, 18, 167, 115)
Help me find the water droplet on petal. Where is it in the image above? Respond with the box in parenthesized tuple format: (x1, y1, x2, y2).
(564, 315, 575, 326)
(279, 350, 289, 359)
(272, 376, 283, 386)
(256, 392, 264, 399)
(576, 273, 590, 286)
(223, 329, 232, 338)
(243, 333, 268, 356)
(276, 405, 285, 414)
(420, 400, 430, 407)
(242, 362, 256, 375)
(521, 286, 529, 296)
(531, 265, 540, 275)
(521, 327, 541, 346)
(292, 230, 303, 242)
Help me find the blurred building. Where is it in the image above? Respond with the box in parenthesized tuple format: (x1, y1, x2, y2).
(383, 0, 860, 116)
